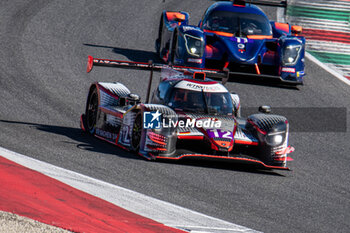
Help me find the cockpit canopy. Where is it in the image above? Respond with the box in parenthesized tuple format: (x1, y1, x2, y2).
(167, 87, 234, 115)
(203, 10, 272, 36)
(166, 81, 233, 115)
(155, 69, 234, 115)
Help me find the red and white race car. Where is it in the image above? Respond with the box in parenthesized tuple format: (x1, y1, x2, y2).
(81, 56, 294, 170)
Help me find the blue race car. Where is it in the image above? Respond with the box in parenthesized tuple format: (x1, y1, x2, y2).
(155, 0, 305, 84)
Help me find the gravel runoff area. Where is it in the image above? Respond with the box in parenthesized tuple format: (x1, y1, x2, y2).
(0, 211, 71, 233)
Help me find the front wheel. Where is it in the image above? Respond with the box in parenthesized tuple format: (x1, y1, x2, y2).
(86, 88, 98, 134)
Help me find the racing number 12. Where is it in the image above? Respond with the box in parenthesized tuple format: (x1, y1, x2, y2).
(207, 129, 233, 139)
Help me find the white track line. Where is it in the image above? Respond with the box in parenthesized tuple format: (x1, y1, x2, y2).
(290, 0, 350, 9)
(306, 41, 350, 54)
(0, 146, 260, 233)
(305, 52, 350, 86)
(285, 17, 350, 32)
(279, 3, 350, 86)
(292, 2, 350, 10)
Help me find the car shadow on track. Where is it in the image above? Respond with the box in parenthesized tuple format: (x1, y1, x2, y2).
(0, 119, 287, 176)
(158, 159, 287, 177)
(0, 119, 140, 160)
(223, 76, 301, 90)
(83, 43, 163, 63)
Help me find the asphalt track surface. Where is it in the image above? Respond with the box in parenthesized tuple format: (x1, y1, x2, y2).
(0, 1, 349, 233)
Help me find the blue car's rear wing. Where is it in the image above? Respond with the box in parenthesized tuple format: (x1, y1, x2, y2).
(225, 0, 287, 8)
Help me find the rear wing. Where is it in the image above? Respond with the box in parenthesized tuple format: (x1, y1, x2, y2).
(87, 56, 230, 103)
(87, 56, 225, 76)
(230, 0, 287, 7)
(247, 0, 287, 7)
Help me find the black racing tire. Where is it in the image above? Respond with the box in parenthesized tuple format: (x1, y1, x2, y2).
(131, 112, 142, 152)
(85, 87, 98, 134)
(169, 30, 178, 65)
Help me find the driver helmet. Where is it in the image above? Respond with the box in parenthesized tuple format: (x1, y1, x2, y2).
(186, 92, 200, 107)
(208, 16, 227, 30)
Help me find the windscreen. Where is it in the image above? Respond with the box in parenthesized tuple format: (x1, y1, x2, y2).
(168, 88, 233, 115)
(203, 10, 272, 36)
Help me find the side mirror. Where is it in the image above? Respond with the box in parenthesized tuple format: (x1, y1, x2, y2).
(259, 105, 271, 114)
(166, 12, 186, 22)
(291, 25, 302, 36)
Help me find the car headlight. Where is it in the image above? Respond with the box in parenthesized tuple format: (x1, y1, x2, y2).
(282, 45, 302, 65)
(265, 132, 285, 146)
(184, 34, 203, 57)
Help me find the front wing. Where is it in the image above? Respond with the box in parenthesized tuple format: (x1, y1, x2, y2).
(153, 152, 291, 170)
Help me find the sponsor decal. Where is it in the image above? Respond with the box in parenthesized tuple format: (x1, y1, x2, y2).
(96, 128, 118, 140)
(187, 58, 202, 63)
(182, 26, 202, 33)
(238, 44, 245, 49)
(297, 71, 305, 77)
(281, 67, 296, 73)
(186, 83, 219, 91)
(175, 80, 227, 93)
(144, 111, 162, 129)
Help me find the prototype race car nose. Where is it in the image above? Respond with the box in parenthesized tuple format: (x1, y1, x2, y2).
(224, 37, 265, 64)
(206, 129, 234, 152)
(213, 139, 233, 152)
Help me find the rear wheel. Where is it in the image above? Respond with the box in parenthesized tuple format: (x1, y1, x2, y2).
(86, 88, 98, 134)
(131, 113, 142, 152)
(169, 31, 178, 65)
